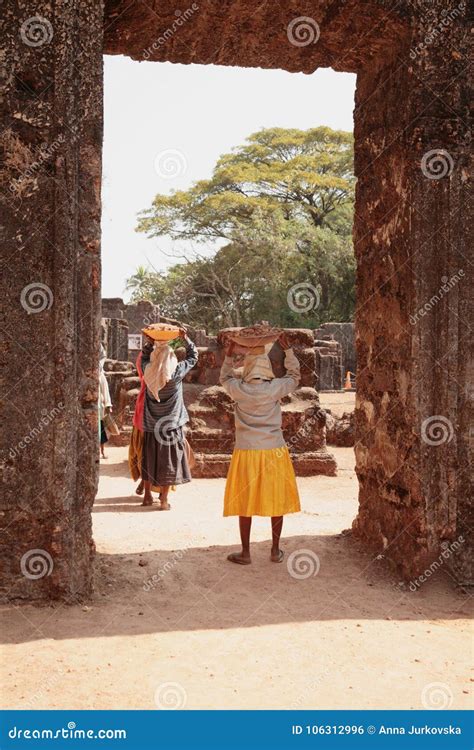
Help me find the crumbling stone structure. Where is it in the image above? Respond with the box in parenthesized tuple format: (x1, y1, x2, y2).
(314, 337, 344, 391)
(187, 328, 337, 477)
(102, 298, 160, 361)
(102, 298, 160, 333)
(2, 1, 471, 599)
(101, 317, 129, 361)
(315, 323, 356, 380)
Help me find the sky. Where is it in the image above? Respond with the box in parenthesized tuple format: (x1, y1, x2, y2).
(101, 55, 356, 299)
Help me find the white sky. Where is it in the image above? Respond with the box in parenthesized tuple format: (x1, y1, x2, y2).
(101, 55, 356, 299)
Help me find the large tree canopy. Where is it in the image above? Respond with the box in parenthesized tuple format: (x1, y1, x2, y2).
(132, 126, 355, 331)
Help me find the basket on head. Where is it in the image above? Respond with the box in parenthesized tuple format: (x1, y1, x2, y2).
(228, 323, 282, 349)
(141, 323, 181, 342)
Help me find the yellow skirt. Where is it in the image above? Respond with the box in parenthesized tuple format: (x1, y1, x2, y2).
(128, 427, 175, 494)
(223, 446, 300, 517)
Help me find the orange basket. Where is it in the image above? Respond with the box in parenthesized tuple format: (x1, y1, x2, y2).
(142, 324, 181, 342)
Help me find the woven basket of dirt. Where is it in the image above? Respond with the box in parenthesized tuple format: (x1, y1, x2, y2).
(228, 324, 282, 348)
(141, 322, 181, 341)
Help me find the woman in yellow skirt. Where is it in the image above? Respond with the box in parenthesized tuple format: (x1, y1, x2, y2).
(220, 333, 301, 565)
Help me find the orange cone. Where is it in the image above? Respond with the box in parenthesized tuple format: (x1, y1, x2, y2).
(344, 371, 352, 389)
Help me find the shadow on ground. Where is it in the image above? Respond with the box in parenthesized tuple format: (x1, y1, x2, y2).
(1, 532, 470, 645)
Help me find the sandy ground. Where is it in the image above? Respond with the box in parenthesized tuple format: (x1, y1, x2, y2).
(319, 390, 355, 417)
(1, 445, 471, 711)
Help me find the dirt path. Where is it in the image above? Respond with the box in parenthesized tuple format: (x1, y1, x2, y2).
(1, 446, 471, 710)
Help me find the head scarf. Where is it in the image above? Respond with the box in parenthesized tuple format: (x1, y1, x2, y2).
(242, 343, 275, 383)
(143, 342, 178, 401)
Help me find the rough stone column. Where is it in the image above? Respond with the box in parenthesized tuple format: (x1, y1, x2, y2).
(352, 2, 471, 581)
(1, 3, 104, 599)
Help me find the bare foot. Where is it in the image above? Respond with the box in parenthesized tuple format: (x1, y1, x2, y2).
(270, 549, 284, 563)
(227, 552, 251, 565)
(141, 495, 153, 507)
(157, 501, 171, 511)
(135, 480, 144, 496)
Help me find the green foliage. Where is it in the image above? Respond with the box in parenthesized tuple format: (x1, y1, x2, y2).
(131, 126, 355, 332)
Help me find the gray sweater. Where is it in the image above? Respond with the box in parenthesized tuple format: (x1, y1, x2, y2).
(220, 349, 300, 450)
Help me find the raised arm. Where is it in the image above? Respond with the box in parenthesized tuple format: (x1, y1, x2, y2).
(269, 334, 301, 399)
(174, 330, 199, 379)
(140, 336, 154, 370)
(219, 340, 241, 400)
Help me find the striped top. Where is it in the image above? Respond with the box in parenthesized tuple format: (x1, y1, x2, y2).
(142, 339, 198, 434)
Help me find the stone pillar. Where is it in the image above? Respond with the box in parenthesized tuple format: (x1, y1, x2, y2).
(1, 4, 104, 599)
(352, 3, 471, 581)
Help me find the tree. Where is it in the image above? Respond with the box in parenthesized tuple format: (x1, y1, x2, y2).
(124, 265, 155, 299)
(132, 126, 355, 331)
(137, 126, 353, 241)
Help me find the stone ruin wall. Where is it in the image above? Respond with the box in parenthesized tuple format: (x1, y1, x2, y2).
(2, 0, 470, 599)
(186, 328, 337, 478)
(108, 326, 337, 476)
(315, 323, 356, 384)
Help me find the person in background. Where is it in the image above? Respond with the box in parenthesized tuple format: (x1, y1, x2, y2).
(99, 347, 112, 459)
(128, 337, 152, 495)
(128, 337, 179, 501)
(220, 333, 301, 564)
(140, 328, 198, 509)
